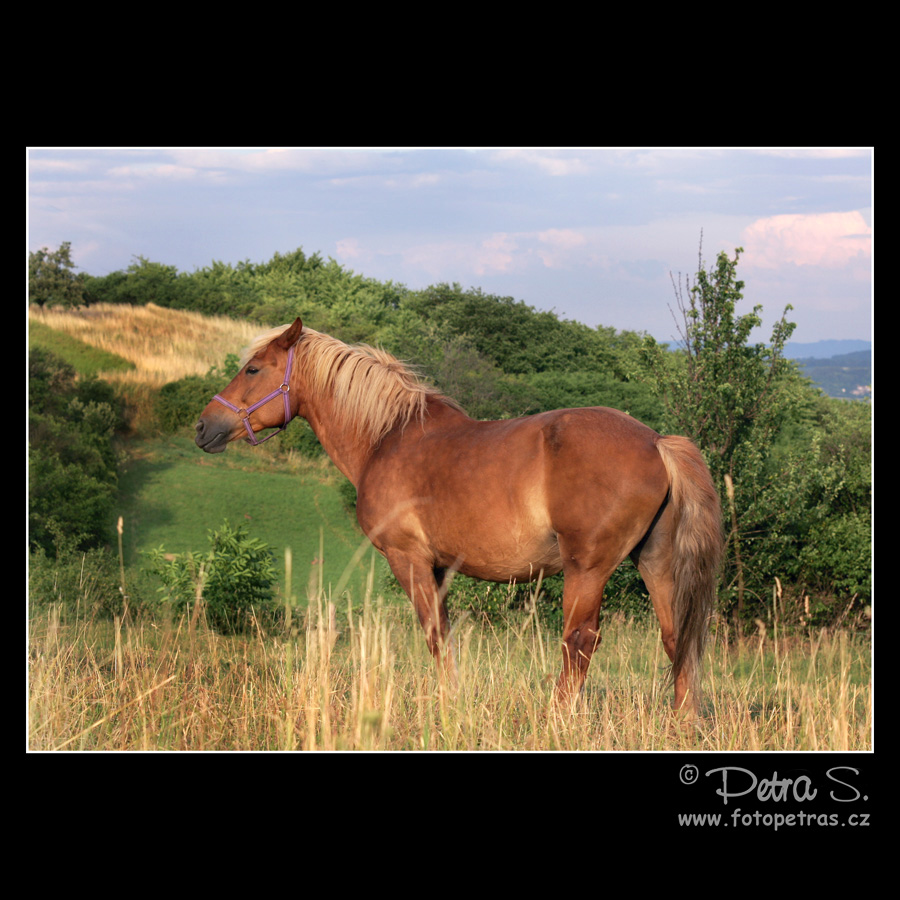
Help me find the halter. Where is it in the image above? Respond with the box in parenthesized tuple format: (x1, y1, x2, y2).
(212, 345, 296, 445)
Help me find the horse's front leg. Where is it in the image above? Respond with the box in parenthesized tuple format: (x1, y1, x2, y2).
(385, 549, 457, 686)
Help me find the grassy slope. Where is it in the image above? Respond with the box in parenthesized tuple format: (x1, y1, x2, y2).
(117, 437, 380, 604)
(28, 319, 135, 375)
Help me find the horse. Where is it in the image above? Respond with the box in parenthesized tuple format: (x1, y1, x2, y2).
(195, 318, 723, 711)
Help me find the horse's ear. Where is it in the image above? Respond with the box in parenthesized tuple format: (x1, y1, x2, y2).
(276, 317, 304, 349)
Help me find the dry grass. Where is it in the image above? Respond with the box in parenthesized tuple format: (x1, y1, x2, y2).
(28, 302, 260, 388)
(28, 590, 872, 752)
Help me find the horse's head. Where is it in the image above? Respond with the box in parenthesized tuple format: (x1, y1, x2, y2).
(195, 318, 304, 453)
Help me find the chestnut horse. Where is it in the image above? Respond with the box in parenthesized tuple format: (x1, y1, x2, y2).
(195, 318, 723, 711)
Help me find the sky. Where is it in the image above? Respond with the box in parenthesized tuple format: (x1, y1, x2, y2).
(27, 147, 873, 346)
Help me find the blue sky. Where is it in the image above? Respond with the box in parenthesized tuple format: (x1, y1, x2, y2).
(27, 147, 873, 345)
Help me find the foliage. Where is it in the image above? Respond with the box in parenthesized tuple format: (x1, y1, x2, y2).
(84, 255, 188, 308)
(775, 398, 872, 605)
(154, 354, 239, 432)
(145, 521, 278, 634)
(29, 242, 86, 308)
(29, 348, 125, 555)
(643, 245, 797, 487)
(519, 369, 665, 430)
(399, 282, 618, 376)
(379, 562, 652, 627)
(28, 545, 158, 620)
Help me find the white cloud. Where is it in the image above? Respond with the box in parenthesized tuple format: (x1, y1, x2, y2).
(741, 211, 872, 269)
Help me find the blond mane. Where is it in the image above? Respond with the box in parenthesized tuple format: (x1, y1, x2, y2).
(242, 323, 462, 446)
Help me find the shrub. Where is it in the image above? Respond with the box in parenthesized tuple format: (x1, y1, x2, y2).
(145, 521, 278, 634)
(29, 546, 159, 622)
(29, 347, 123, 555)
(154, 355, 239, 432)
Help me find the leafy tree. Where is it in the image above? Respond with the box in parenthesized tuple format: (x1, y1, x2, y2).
(642, 243, 799, 621)
(29, 242, 85, 308)
(645, 245, 796, 486)
(402, 283, 616, 376)
(122, 256, 184, 307)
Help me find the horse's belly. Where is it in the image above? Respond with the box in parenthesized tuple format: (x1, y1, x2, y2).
(435, 521, 563, 583)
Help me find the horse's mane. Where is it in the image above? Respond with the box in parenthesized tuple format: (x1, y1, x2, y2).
(242, 324, 464, 446)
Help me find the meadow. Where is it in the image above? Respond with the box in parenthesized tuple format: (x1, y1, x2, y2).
(28, 593, 871, 751)
(27, 303, 873, 752)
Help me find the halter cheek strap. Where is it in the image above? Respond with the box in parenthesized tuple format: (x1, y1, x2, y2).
(212, 345, 296, 446)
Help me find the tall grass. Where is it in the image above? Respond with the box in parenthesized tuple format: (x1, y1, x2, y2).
(28, 302, 259, 387)
(28, 583, 872, 752)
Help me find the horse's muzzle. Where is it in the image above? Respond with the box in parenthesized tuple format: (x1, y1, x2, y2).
(195, 416, 230, 453)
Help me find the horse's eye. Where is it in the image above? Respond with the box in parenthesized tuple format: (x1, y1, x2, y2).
(247, 366, 259, 375)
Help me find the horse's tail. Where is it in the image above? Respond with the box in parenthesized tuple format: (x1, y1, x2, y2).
(655, 435, 723, 706)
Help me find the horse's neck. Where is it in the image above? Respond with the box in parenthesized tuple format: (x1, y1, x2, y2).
(302, 396, 372, 486)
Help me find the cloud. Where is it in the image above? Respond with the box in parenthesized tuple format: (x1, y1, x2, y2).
(535, 228, 587, 268)
(490, 148, 593, 176)
(473, 233, 518, 274)
(741, 211, 872, 269)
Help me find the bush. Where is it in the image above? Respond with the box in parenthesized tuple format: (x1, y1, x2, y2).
(29, 546, 159, 622)
(29, 347, 123, 555)
(155, 355, 239, 432)
(145, 521, 278, 634)
(29, 546, 122, 618)
(380, 564, 652, 627)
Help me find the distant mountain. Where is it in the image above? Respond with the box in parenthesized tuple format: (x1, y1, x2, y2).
(654, 337, 871, 398)
(783, 339, 871, 360)
(789, 345, 872, 399)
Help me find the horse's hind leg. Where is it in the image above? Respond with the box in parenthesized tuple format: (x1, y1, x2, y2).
(556, 568, 610, 701)
(631, 502, 692, 711)
(555, 531, 628, 702)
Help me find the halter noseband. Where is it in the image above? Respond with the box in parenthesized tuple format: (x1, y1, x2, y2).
(212, 345, 296, 445)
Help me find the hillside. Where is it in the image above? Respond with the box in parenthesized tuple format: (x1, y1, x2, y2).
(792, 348, 872, 399)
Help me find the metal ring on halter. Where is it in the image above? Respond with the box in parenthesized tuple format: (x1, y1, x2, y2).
(212, 345, 295, 445)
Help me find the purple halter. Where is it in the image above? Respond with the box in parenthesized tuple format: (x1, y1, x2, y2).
(212, 345, 296, 445)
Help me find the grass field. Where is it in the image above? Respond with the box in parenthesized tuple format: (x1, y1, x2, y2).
(28, 595, 871, 751)
(28, 303, 873, 752)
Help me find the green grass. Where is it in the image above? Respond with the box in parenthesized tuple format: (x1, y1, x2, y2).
(115, 435, 383, 605)
(29, 319, 135, 376)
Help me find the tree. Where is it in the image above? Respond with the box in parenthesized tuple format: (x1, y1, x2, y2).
(643, 242, 798, 621)
(647, 244, 796, 484)
(122, 256, 183, 307)
(29, 242, 85, 308)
